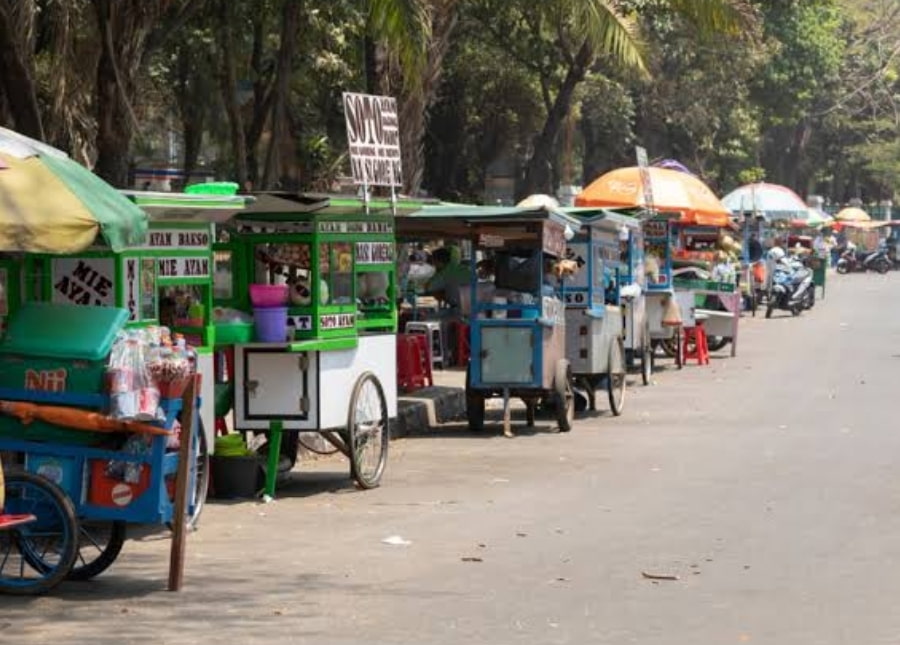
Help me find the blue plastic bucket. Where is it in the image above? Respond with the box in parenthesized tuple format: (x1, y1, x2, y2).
(253, 307, 288, 342)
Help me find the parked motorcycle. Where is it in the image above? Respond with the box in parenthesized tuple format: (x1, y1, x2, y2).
(835, 247, 891, 274)
(766, 258, 814, 318)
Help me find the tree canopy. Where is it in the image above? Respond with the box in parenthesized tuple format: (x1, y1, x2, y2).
(0, 0, 896, 208)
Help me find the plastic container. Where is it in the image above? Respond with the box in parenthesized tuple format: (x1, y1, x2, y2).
(211, 455, 261, 499)
(214, 321, 254, 345)
(249, 284, 289, 307)
(253, 307, 288, 343)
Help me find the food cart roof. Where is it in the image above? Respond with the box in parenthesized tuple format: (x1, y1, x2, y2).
(122, 191, 255, 223)
(236, 192, 437, 221)
(563, 206, 641, 229)
(397, 203, 582, 239)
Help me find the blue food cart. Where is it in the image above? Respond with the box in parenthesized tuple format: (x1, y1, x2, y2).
(398, 204, 581, 437)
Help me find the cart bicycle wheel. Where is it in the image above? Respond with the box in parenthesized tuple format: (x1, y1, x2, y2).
(0, 471, 77, 595)
(24, 520, 127, 582)
(554, 360, 575, 432)
(69, 521, 127, 581)
(167, 419, 210, 532)
(347, 372, 389, 489)
(607, 339, 626, 416)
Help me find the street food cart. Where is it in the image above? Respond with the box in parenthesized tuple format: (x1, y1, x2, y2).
(561, 208, 632, 414)
(641, 216, 686, 367)
(0, 189, 253, 594)
(617, 216, 654, 385)
(398, 205, 579, 437)
(212, 194, 421, 496)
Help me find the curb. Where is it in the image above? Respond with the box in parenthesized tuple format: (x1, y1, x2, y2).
(392, 386, 466, 438)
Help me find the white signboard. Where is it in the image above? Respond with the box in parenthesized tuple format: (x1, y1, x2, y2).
(342, 92, 403, 187)
(157, 256, 210, 279)
(144, 228, 211, 250)
(635, 145, 655, 215)
(52, 258, 115, 307)
(355, 242, 393, 265)
(123, 257, 139, 321)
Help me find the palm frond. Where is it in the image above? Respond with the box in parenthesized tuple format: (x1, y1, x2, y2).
(667, 0, 756, 36)
(368, 0, 431, 81)
(569, 0, 646, 74)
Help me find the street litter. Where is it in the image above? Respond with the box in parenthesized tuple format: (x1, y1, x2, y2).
(641, 571, 680, 581)
(382, 535, 412, 546)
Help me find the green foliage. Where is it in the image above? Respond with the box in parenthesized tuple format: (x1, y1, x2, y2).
(4, 0, 899, 204)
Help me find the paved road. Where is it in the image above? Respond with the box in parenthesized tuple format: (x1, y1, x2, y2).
(6, 272, 900, 645)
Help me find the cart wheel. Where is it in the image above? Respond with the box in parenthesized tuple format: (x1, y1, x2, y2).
(554, 360, 575, 432)
(607, 338, 626, 416)
(188, 423, 210, 529)
(166, 419, 210, 532)
(22, 518, 126, 582)
(347, 372, 389, 490)
(0, 471, 78, 595)
(69, 521, 127, 581)
(465, 362, 485, 432)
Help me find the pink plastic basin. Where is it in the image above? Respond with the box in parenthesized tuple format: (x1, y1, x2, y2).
(249, 284, 289, 307)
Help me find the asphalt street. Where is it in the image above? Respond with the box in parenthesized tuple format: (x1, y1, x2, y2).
(4, 271, 900, 645)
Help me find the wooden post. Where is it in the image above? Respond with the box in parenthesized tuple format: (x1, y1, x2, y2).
(168, 375, 198, 591)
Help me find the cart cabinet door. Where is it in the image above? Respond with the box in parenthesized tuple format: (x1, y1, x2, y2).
(244, 351, 314, 423)
(479, 326, 535, 385)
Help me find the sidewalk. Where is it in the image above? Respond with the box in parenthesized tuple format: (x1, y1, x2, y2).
(394, 366, 467, 437)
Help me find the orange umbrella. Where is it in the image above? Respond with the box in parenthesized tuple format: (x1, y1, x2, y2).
(835, 207, 871, 222)
(575, 166, 731, 226)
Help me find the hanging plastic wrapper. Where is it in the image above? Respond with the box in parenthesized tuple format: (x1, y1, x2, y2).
(107, 331, 161, 422)
(662, 295, 683, 327)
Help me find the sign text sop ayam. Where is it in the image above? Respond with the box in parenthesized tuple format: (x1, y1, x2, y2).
(342, 92, 403, 187)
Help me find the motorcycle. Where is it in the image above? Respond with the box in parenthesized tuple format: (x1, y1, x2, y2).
(836, 247, 891, 274)
(766, 258, 814, 318)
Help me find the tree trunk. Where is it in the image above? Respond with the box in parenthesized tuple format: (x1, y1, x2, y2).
(399, 0, 459, 196)
(218, 1, 248, 189)
(518, 40, 594, 200)
(0, 4, 43, 139)
(261, 0, 301, 190)
(92, 0, 156, 187)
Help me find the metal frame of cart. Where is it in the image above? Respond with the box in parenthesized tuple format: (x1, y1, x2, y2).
(398, 204, 580, 437)
(214, 193, 429, 496)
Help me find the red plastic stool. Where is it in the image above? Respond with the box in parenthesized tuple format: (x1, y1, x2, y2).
(397, 334, 433, 392)
(682, 321, 710, 365)
(451, 321, 470, 367)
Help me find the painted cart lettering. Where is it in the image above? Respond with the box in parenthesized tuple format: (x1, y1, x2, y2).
(157, 257, 210, 279)
(25, 368, 67, 393)
(319, 313, 355, 330)
(52, 258, 115, 307)
(355, 242, 393, 264)
(145, 228, 210, 250)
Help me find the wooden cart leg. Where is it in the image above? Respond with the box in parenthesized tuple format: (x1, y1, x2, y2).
(502, 388, 513, 438)
(264, 420, 284, 499)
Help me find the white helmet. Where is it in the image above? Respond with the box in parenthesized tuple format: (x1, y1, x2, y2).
(767, 246, 785, 262)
